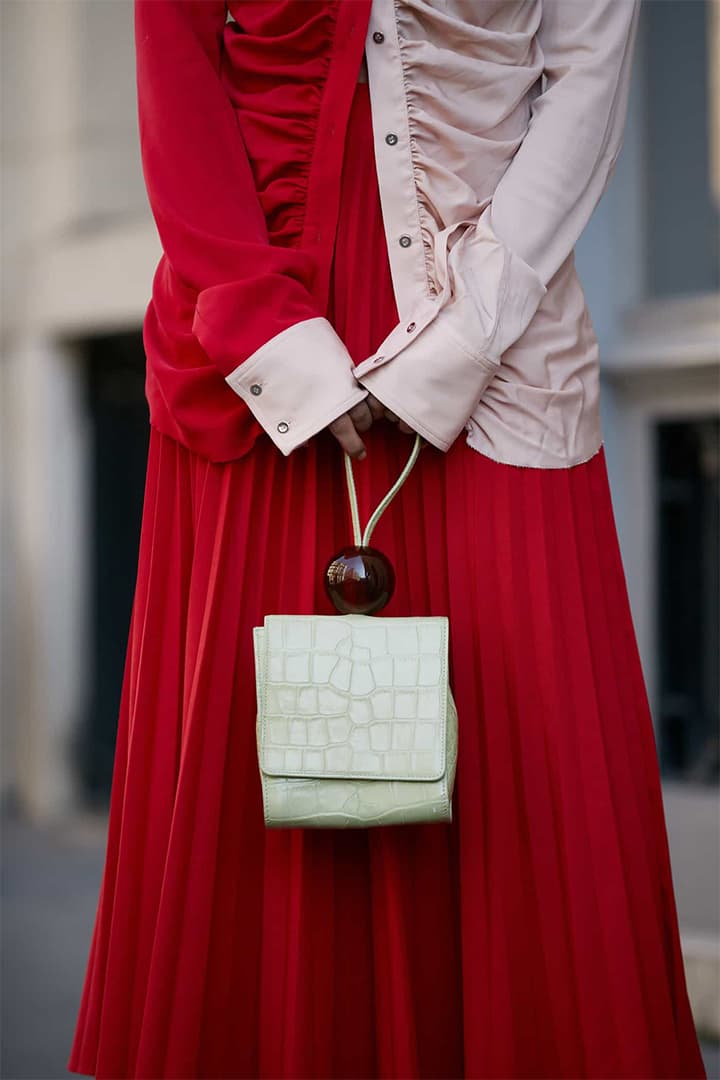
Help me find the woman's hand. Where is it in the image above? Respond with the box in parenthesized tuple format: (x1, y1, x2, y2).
(296, 393, 416, 456)
(324, 399, 374, 460)
(369, 393, 416, 436)
(321, 393, 416, 459)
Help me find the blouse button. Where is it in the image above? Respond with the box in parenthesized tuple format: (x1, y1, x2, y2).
(385, 132, 398, 146)
(406, 322, 416, 333)
(399, 235, 412, 248)
(372, 31, 385, 43)
(277, 421, 289, 434)
(250, 384, 262, 396)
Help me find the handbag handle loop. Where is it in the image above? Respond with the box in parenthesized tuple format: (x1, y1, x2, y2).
(344, 432, 424, 547)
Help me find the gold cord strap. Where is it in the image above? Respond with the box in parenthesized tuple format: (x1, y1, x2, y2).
(344, 432, 424, 547)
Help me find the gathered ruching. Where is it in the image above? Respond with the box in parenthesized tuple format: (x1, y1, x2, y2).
(222, 2, 340, 246)
(395, 1, 542, 264)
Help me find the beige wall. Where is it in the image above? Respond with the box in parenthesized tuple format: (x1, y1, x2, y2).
(0, 0, 159, 815)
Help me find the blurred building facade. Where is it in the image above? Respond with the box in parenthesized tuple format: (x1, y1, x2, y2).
(1, 0, 718, 1035)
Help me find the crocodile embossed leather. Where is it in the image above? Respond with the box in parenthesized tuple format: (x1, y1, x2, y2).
(253, 613, 458, 828)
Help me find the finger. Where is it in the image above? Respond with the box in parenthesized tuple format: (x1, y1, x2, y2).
(365, 393, 386, 423)
(347, 400, 374, 433)
(327, 413, 366, 459)
(383, 407, 414, 435)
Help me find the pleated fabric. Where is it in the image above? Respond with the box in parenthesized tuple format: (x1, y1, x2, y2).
(67, 81, 706, 1079)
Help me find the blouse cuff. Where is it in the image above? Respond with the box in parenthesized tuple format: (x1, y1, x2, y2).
(352, 206, 548, 451)
(224, 316, 368, 455)
(354, 296, 501, 451)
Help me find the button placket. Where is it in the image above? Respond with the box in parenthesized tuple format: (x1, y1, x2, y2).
(353, 295, 441, 379)
(364, 16, 429, 318)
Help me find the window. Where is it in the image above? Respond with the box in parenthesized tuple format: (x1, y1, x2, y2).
(656, 417, 719, 784)
(643, 0, 720, 298)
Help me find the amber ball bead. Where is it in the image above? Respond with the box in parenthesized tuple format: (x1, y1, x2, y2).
(324, 545, 395, 615)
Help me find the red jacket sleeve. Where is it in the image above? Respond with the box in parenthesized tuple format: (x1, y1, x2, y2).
(134, 0, 367, 455)
(134, 0, 326, 366)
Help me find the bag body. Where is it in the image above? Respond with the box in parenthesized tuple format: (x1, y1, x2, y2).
(253, 612, 458, 828)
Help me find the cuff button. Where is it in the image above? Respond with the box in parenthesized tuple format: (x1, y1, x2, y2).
(250, 383, 262, 396)
(277, 421, 290, 434)
(406, 322, 416, 333)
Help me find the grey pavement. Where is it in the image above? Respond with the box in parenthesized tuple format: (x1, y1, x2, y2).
(1, 806, 719, 1080)
(1, 809, 109, 1080)
(662, 781, 720, 936)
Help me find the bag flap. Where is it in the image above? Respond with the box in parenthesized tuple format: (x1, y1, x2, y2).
(254, 613, 449, 782)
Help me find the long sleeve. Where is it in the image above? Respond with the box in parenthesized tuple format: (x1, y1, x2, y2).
(353, 0, 642, 452)
(134, 0, 367, 455)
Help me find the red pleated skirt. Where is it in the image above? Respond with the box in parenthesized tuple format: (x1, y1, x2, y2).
(67, 82, 706, 1079)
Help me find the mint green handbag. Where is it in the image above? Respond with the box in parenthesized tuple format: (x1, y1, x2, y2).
(253, 433, 458, 829)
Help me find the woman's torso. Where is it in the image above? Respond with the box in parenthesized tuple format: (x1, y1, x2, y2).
(218, 0, 604, 469)
(146, 0, 619, 470)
